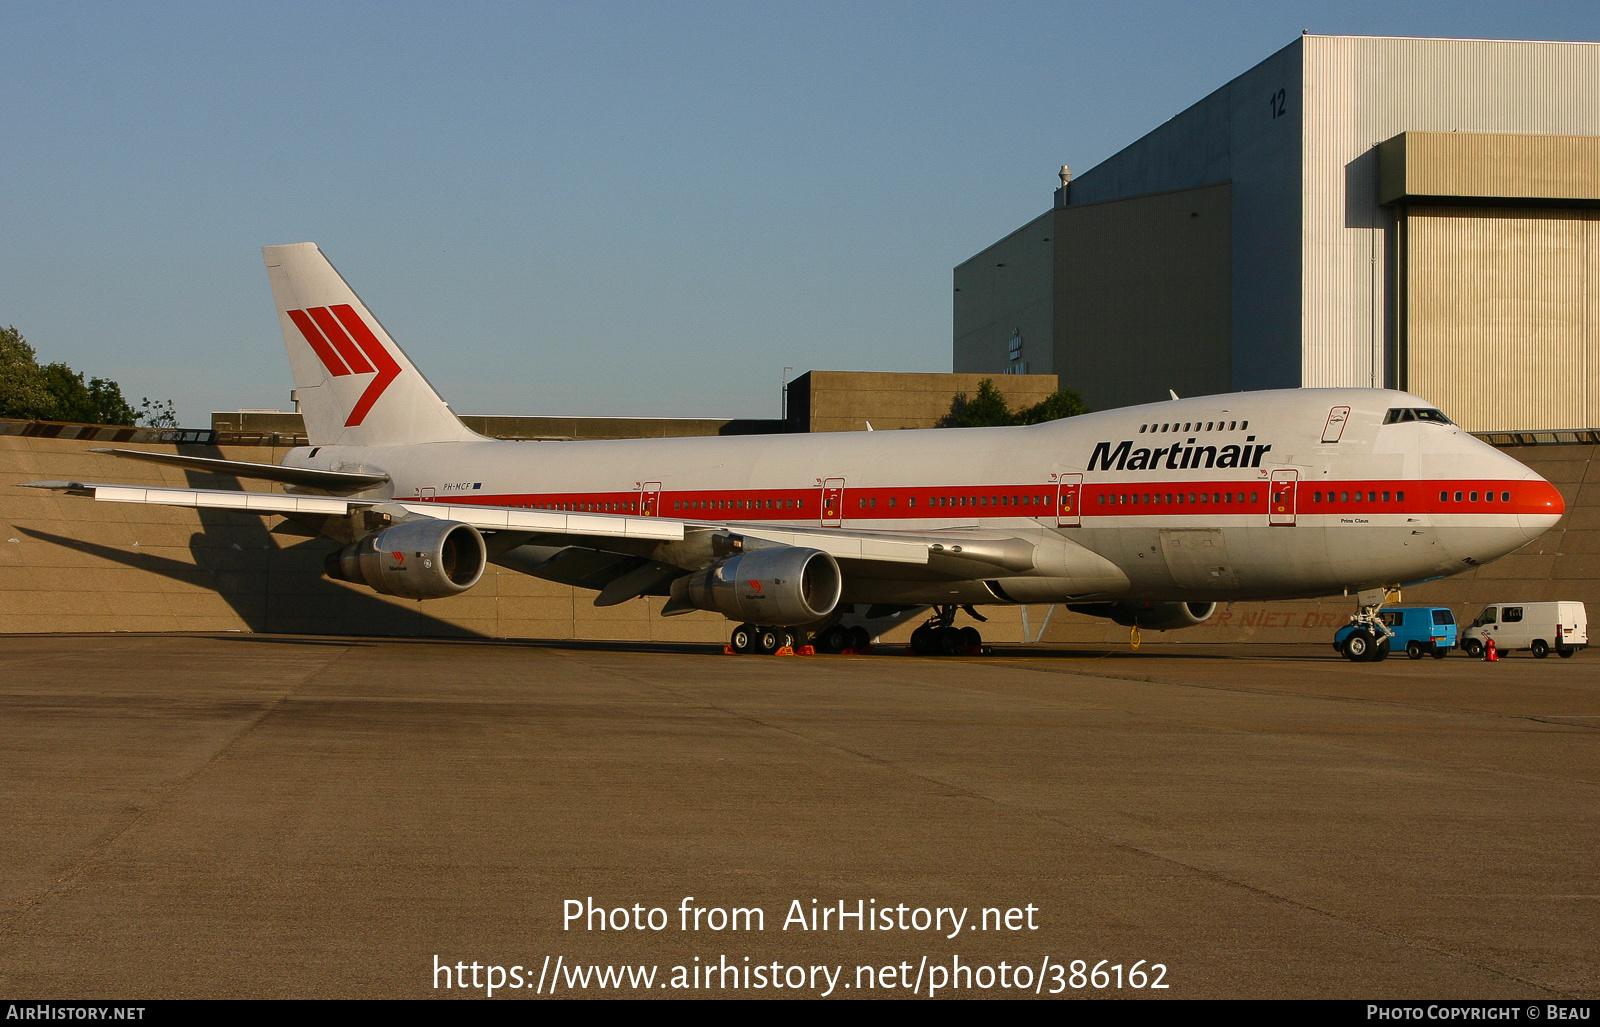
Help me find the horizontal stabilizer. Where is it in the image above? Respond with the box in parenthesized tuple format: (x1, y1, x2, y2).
(87, 449, 389, 493)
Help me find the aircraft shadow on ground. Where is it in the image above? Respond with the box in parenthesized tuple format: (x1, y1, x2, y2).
(18, 458, 481, 639)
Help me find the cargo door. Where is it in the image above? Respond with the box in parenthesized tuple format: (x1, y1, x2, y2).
(639, 481, 662, 517)
(1269, 469, 1298, 526)
(821, 478, 844, 527)
(1055, 473, 1082, 527)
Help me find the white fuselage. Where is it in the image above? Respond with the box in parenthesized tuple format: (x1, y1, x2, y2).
(283, 388, 1563, 606)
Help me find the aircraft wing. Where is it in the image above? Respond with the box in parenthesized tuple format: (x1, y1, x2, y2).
(13, 478, 1024, 569)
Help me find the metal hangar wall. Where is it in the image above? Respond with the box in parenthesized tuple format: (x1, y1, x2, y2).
(954, 34, 1600, 432)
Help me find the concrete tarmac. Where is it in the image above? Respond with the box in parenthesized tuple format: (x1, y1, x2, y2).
(0, 633, 1595, 1000)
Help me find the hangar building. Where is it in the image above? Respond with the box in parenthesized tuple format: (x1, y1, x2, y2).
(954, 33, 1600, 432)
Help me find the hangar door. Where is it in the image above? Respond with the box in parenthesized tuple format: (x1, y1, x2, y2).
(1402, 207, 1599, 433)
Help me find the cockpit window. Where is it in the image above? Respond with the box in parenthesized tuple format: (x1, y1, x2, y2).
(1384, 407, 1453, 425)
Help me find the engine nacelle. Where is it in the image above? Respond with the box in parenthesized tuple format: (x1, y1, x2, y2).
(325, 519, 486, 599)
(1068, 600, 1217, 631)
(673, 547, 842, 625)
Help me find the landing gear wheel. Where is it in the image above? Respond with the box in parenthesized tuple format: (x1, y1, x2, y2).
(848, 626, 871, 652)
(1371, 638, 1390, 662)
(817, 624, 850, 655)
(910, 625, 936, 656)
(937, 627, 961, 656)
(778, 629, 797, 651)
(755, 627, 781, 655)
(1431, 648, 1449, 659)
(731, 623, 757, 654)
(1462, 638, 1483, 658)
(1558, 647, 1575, 658)
(1342, 631, 1373, 662)
(1532, 639, 1550, 659)
(959, 626, 981, 648)
(1406, 640, 1425, 660)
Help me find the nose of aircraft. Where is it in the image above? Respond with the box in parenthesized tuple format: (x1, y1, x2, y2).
(1520, 475, 1565, 542)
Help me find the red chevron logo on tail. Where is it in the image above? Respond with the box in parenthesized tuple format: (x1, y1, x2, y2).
(285, 304, 402, 426)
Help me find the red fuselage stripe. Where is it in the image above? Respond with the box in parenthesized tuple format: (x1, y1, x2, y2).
(411, 479, 1561, 519)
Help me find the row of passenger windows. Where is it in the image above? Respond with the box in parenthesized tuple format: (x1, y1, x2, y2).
(1441, 490, 1512, 503)
(855, 494, 1057, 509)
(673, 498, 802, 511)
(1311, 491, 1406, 503)
(1097, 491, 1258, 506)
(511, 501, 636, 512)
(1139, 419, 1247, 434)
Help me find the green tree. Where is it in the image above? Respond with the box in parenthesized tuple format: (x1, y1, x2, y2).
(0, 325, 56, 420)
(936, 378, 1090, 428)
(0, 324, 164, 426)
(1014, 388, 1090, 424)
(936, 379, 1014, 428)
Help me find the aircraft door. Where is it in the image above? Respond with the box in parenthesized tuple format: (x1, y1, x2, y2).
(640, 481, 662, 517)
(1056, 473, 1082, 527)
(1321, 406, 1351, 443)
(1269, 469, 1299, 526)
(821, 478, 844, 527)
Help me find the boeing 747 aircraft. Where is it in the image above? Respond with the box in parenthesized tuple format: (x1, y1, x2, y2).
(24, 244, 1565, 659)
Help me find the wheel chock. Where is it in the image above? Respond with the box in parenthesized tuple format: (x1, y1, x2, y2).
(796, 645, 816, 656)
(775, 645, 795, 656)
(723, 644, 737, 655)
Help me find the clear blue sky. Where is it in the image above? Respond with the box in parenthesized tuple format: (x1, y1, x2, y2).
(2, 1, 1596, 425)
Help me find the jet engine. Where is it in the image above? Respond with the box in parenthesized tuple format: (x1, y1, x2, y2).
(325, 519, 487, 599)
(1067, 600, 1217, 631)
(672, 547, 842, 625)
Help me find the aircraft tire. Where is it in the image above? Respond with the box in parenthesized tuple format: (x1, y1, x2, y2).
(755, 627, 781, 655)
(818, 624, 850, 654)
(959, 626, 981, 648)
(936, 627, 961, 656)
(731, 623, 758, 654)
(1371, 638, 1390, 661)
(1341, 631, 1373, 662)
(1532, 639, 1549, 658)
(910, 625, 935, 656)
(849, 626, 871, 651)
(1406, 641, 1424, 660)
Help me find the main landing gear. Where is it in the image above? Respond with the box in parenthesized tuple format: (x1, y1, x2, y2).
(729, 623, 799, 655)
(909, 605, 984, 657)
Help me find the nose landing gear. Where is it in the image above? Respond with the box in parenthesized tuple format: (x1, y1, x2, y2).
(1341, 586, 1398, 662)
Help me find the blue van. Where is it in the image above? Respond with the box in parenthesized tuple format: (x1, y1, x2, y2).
(1333, 607, 1458, 661)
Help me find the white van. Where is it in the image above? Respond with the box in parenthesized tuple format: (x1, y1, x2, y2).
(1461, 602, 1587, 658)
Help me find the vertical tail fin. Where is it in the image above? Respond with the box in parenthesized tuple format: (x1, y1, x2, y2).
(263, 243, 480, 448)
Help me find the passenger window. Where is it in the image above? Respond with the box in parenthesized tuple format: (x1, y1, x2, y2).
(1503, 607, 1523, 623)
(1470, 492, 1479, 502)
(1249, 492, 1258, 503)
(1501, 492, 1510, 502)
